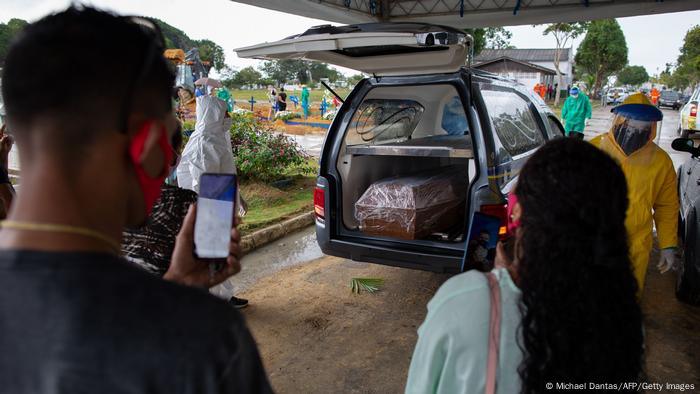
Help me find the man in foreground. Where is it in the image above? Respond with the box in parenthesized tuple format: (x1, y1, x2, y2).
(0, 6, 271, 392)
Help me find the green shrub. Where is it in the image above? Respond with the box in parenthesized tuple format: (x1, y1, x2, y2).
(180, 120, 196, 147)
(277, 112, 302, 122)
(182, 120, 196, 131)
(229, 113, 315, 181)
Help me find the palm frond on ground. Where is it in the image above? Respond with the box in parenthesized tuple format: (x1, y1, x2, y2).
(350, 278, 384, 294)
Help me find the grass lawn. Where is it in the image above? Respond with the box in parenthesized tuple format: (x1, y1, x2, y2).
(239, 176, 315, 233)
(230, 88, 351, 105)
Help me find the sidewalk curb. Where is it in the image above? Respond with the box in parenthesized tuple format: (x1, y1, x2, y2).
(241, 211, 315, 253)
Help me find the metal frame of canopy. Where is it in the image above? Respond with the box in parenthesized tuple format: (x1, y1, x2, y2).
(231, 0, 700, 28)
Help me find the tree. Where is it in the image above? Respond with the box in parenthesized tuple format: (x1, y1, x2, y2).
(542, 22, 588, 106)
(668, 63, 694, 89)
(575, 19, 628, 95)
(347, 74, 366, 87)
(484, 27, 514, 50)
(232, 66, 263, 88)
(464, 28, 486, 55)
(150, 18, 193, 50)
(5, 18, 27, 36)
(464, 27, 514, 55)
(0, 18, 28, 64)
(259, 59, 343, 85)
(260, 59, 308, 85)
(219, 66, 238, 88)
(616, 65, 649, 87)
(309, 62, 342, 82)
(678, 25, 700, 67)
(149, 18, 225, 71)
(192, 39, 225, 71)
(671, 25, 700, 89)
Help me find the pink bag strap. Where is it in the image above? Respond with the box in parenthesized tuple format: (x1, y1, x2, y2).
(485, 272, 502, 394)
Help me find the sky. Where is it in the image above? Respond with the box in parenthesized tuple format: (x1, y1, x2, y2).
(1, 0, 698, 78)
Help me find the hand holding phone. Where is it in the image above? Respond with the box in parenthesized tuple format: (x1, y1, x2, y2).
(194, 173, 237, 260)
(165, 204, 242, 288)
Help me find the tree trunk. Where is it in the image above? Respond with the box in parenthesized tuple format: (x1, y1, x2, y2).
(594, 66, 606, 96)
(554, 70, 562, 107)
(553, 39, 564, 107)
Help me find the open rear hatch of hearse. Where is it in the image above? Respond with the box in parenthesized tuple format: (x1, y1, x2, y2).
(235, 23, 472, 76)
(236, 24, 481, 273)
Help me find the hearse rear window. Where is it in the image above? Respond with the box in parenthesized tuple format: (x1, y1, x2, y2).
(346, 99, 425, 146)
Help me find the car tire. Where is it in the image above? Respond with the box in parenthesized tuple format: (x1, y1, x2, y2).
(677, 211, 700, 305)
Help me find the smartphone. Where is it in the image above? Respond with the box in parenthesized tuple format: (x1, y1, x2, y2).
(194, 173, 237, 260)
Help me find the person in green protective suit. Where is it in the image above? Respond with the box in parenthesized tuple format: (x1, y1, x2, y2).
(561, 85, 592, 139)
(301, 85, 310, 119)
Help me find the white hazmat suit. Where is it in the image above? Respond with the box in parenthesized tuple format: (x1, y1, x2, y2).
(177, 95, 235, 192)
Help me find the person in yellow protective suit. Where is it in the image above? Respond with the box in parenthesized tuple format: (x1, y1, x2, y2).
(590, 92, 679, 291)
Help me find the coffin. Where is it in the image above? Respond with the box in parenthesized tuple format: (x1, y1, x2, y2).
(355, 166, 467, 240)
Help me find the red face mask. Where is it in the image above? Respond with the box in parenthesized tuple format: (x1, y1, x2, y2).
(507, 192, 521, 234)
(129, 122, 173, 216)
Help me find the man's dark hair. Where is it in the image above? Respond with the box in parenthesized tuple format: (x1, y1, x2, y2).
(1, 6, 174, 152)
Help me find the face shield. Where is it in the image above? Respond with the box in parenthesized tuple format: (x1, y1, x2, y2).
(612, 115, 655, 155)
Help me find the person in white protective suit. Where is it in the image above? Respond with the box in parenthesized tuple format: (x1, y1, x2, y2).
(176, 93, 249, 308)
(177, 94, 235, 192)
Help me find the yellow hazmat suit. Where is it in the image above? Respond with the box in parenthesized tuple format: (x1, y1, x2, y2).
(590, 93, 678, 291)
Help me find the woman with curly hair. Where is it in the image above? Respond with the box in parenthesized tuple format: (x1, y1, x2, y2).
(405, 138, 643, 394)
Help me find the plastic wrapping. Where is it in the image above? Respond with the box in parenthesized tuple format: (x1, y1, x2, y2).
(355, 166, 467, 240)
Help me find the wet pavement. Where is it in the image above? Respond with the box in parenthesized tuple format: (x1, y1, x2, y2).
(210, 226, 323, 299)
(286, 133, 325, 158)
(586, 105, 687, 170)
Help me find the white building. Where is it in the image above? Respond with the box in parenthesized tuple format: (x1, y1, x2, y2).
(475, 48, 575, 92)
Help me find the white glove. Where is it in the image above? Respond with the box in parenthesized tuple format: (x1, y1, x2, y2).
(657, 248, 678, 274)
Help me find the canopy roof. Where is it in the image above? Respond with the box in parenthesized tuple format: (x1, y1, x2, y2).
(231, 0, 698, 28)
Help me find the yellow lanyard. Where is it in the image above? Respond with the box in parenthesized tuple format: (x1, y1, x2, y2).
(0, 220, 121, 255)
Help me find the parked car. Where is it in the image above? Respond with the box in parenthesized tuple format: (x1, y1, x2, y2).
(237, 23, 564, 273)
(680, 94, 691, 106)
(678, 87, 700, 138)
(671, 137, 700, 305)
(606, 87, 628, 105)
(658, 90, 682, 110)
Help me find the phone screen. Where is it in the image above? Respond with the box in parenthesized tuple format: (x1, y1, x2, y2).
(194, 173, 237, 259)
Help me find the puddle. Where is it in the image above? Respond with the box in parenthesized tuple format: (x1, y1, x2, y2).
(211, 225, 323, 298)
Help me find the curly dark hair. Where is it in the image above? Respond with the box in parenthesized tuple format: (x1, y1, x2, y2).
(515, 138, 643, 393)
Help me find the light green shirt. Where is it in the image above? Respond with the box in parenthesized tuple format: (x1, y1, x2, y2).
(405, 268, 523, 394)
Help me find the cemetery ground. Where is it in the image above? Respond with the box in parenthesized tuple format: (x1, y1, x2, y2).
(230, 88, 351, 106)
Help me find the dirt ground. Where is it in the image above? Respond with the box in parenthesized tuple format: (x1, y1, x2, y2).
(240, 248, 700, 393)
(240, 256, 447, 393)
(250, 103, 332, 135)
